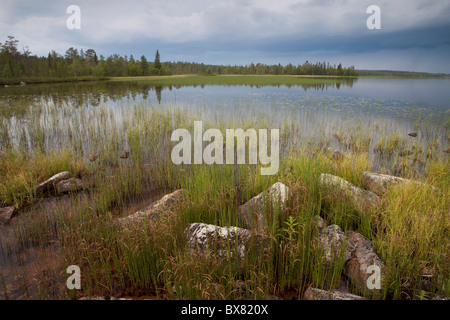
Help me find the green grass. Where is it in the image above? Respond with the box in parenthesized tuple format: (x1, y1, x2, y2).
(109, 74, 358, 87)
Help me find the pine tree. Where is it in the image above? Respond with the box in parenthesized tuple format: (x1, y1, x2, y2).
(141, 55, 148, 76)
(154, 50, 161, 72)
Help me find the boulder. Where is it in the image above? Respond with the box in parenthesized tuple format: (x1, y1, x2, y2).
(319, 173, 379, 213)
(303, 287, 365, 300)
(184, 222, 252, 260)
(118, 189, 186, 224)
(0, 206, 18, 225)
(318, 225, 354, 263)
(238, 182, 290, 233)
(35, 171, 71, 195)
(56, 178, 84, 194)
(362, 171, 437, 195)
(345, 231, 385, 295)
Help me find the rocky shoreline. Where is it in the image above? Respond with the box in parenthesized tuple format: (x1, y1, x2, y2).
(0, 169, 446, 300)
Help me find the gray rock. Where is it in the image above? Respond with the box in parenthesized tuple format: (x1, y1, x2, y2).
(319, 173, 379, 213)
(318, 225, 354, 263)
(35, 171, 71, 195)
(0, 206, 18, 225)
(184, 222, 252, 260)
(362, 171, 437, 195)
(314, 215, 325, 230)
(432, 294, 450, 300)
(303, 287, 365, 300)
(345, 231, 385, 295)
(238, 182, 290, 234)
(118, 189, 186, 224)
(77, 296, 136, 300)
(56, 178, 84, 194)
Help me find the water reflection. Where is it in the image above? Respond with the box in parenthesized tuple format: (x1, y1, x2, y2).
(0, 77, 448, 177)
(0, 77, 358, 113)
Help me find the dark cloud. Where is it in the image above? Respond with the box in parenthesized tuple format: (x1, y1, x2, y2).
(1, 0, 449, 72)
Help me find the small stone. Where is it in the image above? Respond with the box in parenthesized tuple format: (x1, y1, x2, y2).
(56, 178, 84, 194)
(432, 295, 450, 300)
(303, 287, 365, 300)
(325, 147, 344, 160)
(318, 225, 354, 263)
(319, 173, 379, 213)
(0, 206, 18, 225)
(238, 182, 290, 233)
(78, 296, 119, 300)
(362, 171, 437, 195)
(345, 231, 385, 295)
(314, 215, 325, 230)
(87, 153, 98, 162)
(118, 189, 186, 224)
(184, 222, 252, 260)
(35, 171, 72, 195)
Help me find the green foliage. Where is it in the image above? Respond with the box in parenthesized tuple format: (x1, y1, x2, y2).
(154, 50, 161, 73)
(0, 36, 360, 85)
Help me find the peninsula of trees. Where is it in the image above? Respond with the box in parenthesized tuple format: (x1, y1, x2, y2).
(0, 36, 359, 85)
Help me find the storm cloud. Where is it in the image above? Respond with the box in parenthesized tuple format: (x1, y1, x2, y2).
(1, 0, 449, 72)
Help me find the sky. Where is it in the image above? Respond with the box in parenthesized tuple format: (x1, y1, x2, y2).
(1, 0, 450, 73)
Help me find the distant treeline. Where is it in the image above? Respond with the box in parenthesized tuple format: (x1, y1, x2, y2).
(357, 69, 450, 78)
(0, 36, 359, 85)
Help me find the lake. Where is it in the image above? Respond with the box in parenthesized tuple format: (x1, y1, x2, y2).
(1, 76, 449, 176)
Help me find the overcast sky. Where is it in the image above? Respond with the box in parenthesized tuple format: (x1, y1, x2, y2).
(1, 0, 449, 73)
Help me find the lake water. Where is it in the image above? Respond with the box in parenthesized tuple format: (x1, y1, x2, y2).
(0, 77, 449, 173)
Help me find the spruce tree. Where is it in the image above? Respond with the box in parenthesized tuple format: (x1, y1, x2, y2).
(154, 50, 161, 72)
(141, 55, 148, 76)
